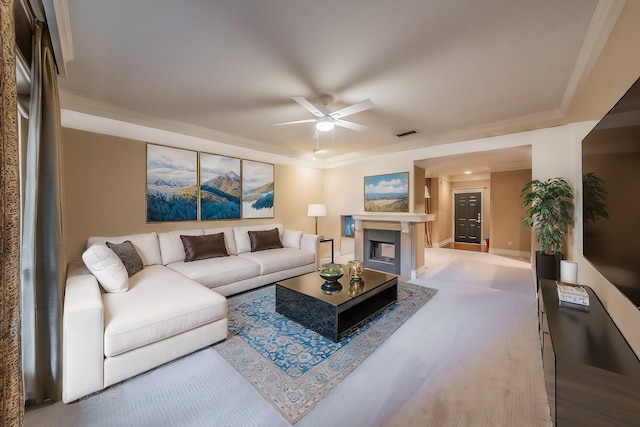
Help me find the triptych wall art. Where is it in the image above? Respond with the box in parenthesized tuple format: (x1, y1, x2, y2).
(146, 144, 274, 222)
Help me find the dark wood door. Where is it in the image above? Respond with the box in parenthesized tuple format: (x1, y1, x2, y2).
(454, 192, 481, 243)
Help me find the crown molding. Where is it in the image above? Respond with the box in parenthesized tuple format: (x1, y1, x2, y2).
(560, 0, 627, 113)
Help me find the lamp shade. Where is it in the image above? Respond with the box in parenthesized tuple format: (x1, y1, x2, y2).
(307, 204, 327, 217)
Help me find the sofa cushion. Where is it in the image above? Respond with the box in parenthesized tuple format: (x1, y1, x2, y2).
(202, 227, 237, 255)
(102, 265, 227, 357)
(282, 229, 303, 249)
(158, 228, 203, 265)
(238, 247, 315, 275)
(88, 232, 161, 266)
(233, 224, 283, 254)
(181, 233, 229, 262)
(106, 240, 144, 277)
(81, 244, 129, 293)
(248, 228, 283, 252)
(167, 256, 260, 288)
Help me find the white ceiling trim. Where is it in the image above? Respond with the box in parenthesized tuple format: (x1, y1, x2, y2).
(324, 107, 565, 168)
(560, 0, 627, 113)
(60, 109, 320, 168)
(51, 0, 74, 61)
(39, 0, 74, 76)
(59, 92, 299, 159)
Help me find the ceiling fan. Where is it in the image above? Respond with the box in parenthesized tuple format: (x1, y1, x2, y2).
(274, 95, 374, 133)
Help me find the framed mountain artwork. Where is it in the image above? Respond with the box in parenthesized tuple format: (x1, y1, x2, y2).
(200, 153, 241, 220)
(146, 144, 198, 222)
(241, 160, 274, 218)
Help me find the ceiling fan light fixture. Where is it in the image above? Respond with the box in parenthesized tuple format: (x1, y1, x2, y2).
(315, 117, 334, 132)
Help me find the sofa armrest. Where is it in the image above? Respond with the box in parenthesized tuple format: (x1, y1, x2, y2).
(62, 261, 104, 403)
(301, 234, 321, 268)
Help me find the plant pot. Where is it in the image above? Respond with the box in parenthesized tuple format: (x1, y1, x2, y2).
(535, 251, 561, 286)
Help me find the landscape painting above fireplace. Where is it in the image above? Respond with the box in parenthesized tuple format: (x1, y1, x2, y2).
(364, 172, 409, 212)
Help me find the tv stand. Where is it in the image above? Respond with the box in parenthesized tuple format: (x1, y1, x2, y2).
(538, 279, 640, 425)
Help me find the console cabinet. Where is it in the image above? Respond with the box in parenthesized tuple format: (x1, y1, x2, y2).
(538, 279, 640, 426)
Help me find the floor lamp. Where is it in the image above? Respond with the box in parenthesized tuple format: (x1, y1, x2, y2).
(307, 204, 326, 236)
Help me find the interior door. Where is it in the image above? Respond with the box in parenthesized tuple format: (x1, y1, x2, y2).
(454, 192, 481, 244)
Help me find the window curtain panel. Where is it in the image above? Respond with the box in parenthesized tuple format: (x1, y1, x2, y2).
(21, 20, 65, 404)
(0, 0, 25, 424)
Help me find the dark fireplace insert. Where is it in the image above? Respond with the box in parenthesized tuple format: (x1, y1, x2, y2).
(363, 229, 401, 275)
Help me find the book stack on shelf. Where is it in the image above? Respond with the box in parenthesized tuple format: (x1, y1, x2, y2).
(556, 282, 589, 311)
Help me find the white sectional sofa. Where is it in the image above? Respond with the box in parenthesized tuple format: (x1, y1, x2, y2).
(62, 224, 320, 403)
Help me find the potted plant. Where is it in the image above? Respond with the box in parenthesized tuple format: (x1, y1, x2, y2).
(521, 177, 574, 284)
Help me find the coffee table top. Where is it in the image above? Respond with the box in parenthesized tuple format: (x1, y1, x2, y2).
(276, 265, 397, 306)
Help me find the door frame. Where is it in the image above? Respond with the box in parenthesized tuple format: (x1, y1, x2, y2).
(452, 187, 486, 245)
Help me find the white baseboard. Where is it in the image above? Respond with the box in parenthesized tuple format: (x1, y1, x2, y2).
(436, 238, 453, 248)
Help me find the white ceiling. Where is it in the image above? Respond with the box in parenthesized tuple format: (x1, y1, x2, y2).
(53, 0, 622, 173)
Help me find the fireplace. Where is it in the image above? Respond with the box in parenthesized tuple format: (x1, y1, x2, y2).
(364, 229, 401, 275)
(353, 213, 434, 279)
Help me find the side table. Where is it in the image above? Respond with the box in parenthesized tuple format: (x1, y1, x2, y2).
(319, 238, 334, 264)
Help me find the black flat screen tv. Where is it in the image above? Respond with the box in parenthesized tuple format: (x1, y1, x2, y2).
(582, 76, 640, 309)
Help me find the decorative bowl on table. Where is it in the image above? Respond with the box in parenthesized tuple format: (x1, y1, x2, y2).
(319, 264, 344, 283)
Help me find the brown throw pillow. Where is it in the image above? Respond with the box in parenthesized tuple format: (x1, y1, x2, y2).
(248, 228, 283, 252)
(180, 233, 229, 262)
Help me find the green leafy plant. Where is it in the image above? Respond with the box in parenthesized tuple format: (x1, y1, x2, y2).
(582, 172, 609, 224)
(319, 265, 343, 275)
(521, 177, 574, 255)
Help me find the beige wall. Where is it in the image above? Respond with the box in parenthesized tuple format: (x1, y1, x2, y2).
(61, 128, 323, 264)
(434, 178, 452, 246)
(489, 170, 531, 254)
(567, 1, 640, 123)
(321, 157, 417, 255)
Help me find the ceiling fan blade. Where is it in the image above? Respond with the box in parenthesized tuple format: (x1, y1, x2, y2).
(330, 99, 374, 119)
(334, 120, 368, 132)
(273, 118, 316, 126)
(292, 96, 325, 117)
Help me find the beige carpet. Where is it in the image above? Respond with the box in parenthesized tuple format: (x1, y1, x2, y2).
(25, 248, 551, 426)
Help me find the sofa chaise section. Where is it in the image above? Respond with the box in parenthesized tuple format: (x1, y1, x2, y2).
(63, 225, 320, 403)
(62, 260, 228, 403)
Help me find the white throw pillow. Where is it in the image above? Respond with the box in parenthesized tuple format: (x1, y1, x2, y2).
(82, 244, 129, 293)
(282, 229, 303, 249)
(158, 229, 203, 265)
(87, 232, 161, 266)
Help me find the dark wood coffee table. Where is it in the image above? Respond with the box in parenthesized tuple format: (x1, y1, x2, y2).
(275, 266, 398, 342)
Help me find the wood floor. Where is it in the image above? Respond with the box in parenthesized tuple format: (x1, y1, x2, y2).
(443, 242, 484, 252)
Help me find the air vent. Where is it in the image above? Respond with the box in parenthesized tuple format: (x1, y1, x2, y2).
(394, 129, 419, 138)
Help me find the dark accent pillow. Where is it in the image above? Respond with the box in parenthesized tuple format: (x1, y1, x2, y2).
(248, 228, 283, 252)
(180, 233, 229, 262)
(105, 240, 144, 277)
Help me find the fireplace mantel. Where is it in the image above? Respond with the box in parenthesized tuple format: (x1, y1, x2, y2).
(353, 213, 433, 279)
(352, 213, 435, 234)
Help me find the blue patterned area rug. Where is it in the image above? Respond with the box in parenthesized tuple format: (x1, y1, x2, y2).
(214, 282, 438, 424)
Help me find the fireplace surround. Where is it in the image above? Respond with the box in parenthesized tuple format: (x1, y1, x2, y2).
(352, 213, 434, 279)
